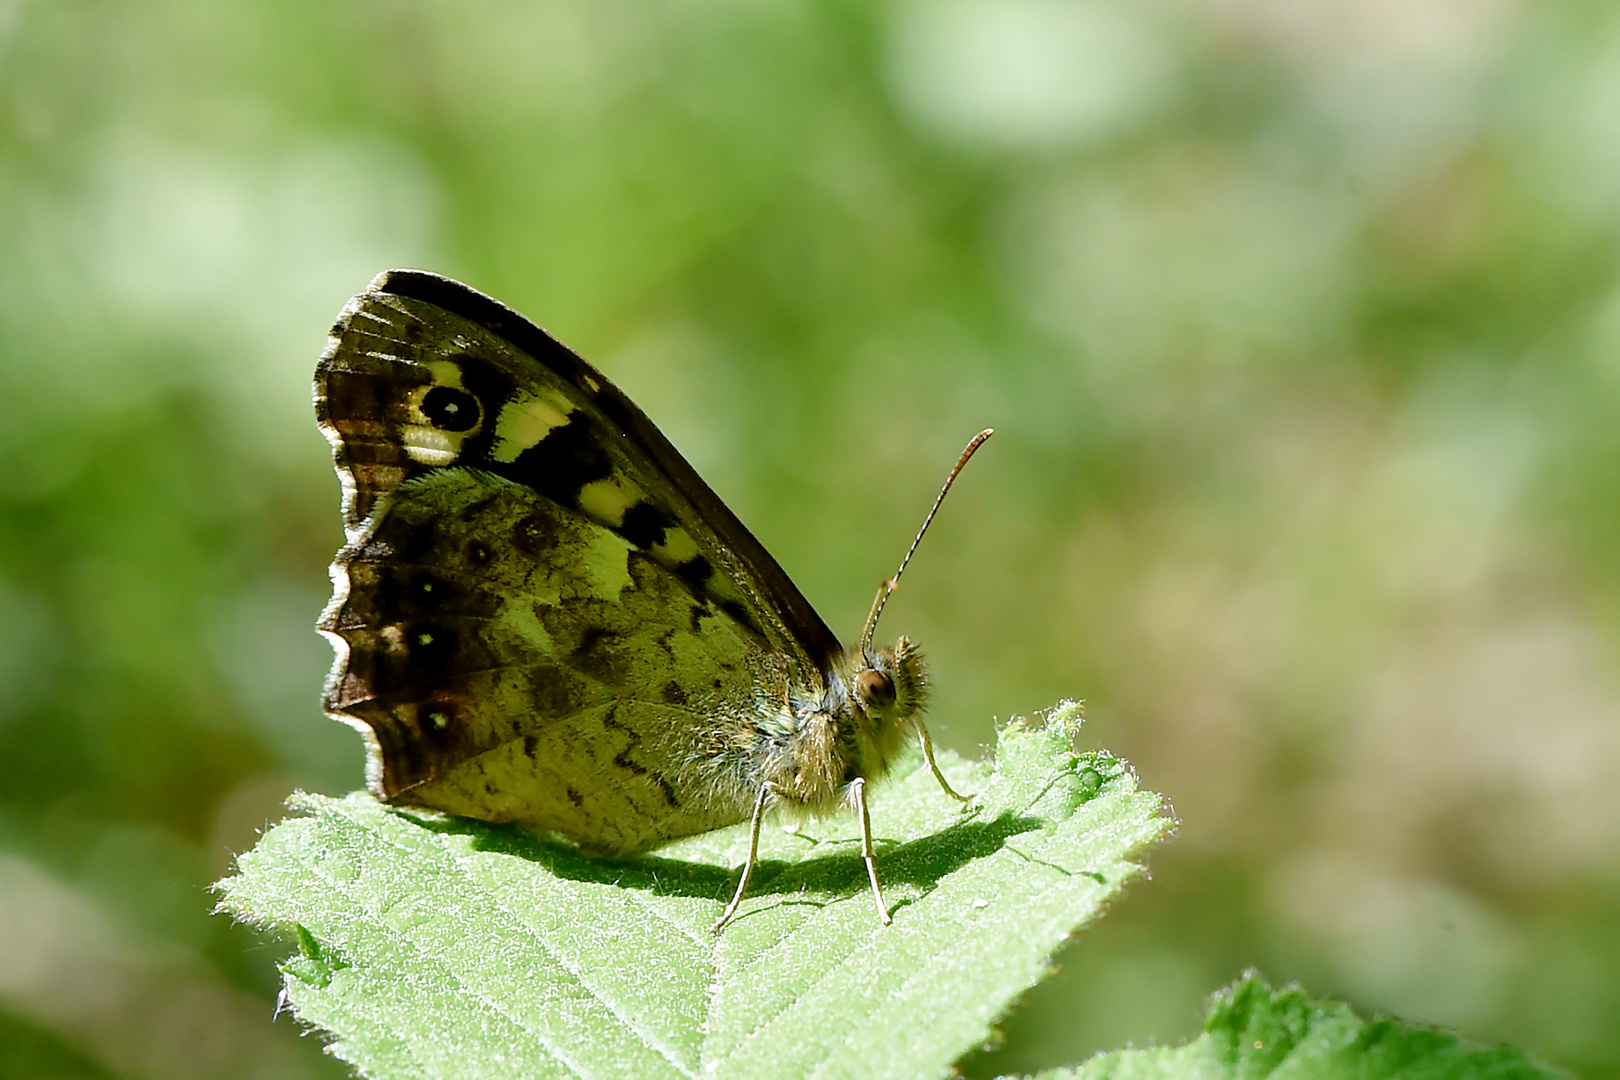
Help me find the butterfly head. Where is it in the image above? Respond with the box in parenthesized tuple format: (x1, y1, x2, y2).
(852, 635, 928, 726)
(832, 635, 930, 789)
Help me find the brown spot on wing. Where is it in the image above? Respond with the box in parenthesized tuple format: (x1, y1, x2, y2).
(329, 619, 499, 704)
(527, 662, 587, 717)
(567, 626, 629, 685)
(344, 692, 482, 795)
(511, 511, 559, 557)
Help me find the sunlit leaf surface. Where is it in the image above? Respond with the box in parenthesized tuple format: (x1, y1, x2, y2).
(217, 706, 1170, 1079)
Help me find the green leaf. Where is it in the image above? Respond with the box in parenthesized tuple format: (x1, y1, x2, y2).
(215, 702, 1170, 1080)
(1029, 972, 1568, 1080)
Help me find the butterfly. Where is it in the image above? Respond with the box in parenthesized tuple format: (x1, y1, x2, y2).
(315, 269, 990, 930)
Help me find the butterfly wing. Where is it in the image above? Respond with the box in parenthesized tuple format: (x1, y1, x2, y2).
(315, 269, 842, 852)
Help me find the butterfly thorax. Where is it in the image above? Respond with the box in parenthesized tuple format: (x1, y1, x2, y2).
(745, 637, 929, 817)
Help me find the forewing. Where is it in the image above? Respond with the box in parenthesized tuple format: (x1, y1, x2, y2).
(316, 269, 841, 668)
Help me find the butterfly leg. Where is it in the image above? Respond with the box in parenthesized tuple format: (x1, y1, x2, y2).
(712, 780, 777, 933)
(851, 777, 892, 925)
(915, 718, 974, 803)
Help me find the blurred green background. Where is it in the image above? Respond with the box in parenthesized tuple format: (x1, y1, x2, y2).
(3, 0, 1619, 1076)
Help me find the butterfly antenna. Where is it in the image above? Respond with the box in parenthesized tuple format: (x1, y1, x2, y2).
(860, 428, 994, 658)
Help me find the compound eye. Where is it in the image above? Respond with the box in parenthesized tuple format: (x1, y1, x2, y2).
(856, 668, 896, 708)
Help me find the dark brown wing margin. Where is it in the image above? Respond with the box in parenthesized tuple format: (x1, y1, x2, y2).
(372, 268, 844, 671)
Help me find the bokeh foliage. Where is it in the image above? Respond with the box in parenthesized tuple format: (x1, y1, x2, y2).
(1, 0, 1619, 1077)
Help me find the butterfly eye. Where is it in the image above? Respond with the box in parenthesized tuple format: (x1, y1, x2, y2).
(420, 386, 482, 432)
(856, 668, 896, 709)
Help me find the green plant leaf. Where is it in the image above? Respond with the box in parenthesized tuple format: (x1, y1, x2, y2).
(215, 702, 1170, 1080)
(1029, 972, 1568, 1080)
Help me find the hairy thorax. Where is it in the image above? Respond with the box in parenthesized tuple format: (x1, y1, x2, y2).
(738, 638, 929, 818)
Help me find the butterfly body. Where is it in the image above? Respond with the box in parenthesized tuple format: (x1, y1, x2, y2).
(315, 271, 946, 885)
